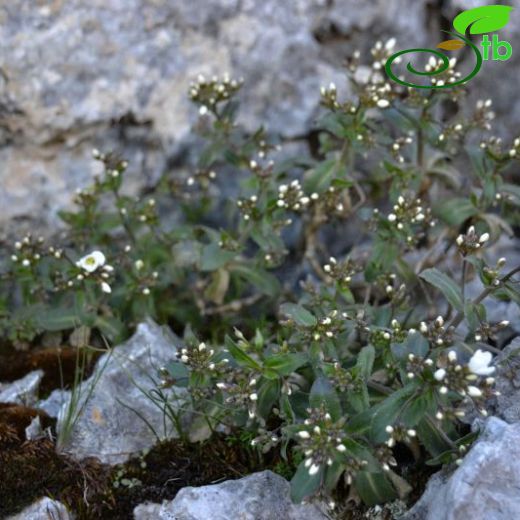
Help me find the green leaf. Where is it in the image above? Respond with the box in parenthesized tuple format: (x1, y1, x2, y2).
(453, 5, 513, 35)
(256, 379, 281, 419)
(416, 416, 454, 457)
(224, 336, 262, 370)
(420, 268, 464, 311)
(369, 385, 418, 443)
(200, 242, 236, 271)
(309, 377, 342, 420)
(434, 198, 478, 226)
(354, 472, 397, 505)
(279, 303, 317, 327)
(264, 353, 308, 376)
(165, 361, 190, 387)
(391, 332, 429, 361)
(356, 345, 376, 380)
(290, 460, 323, 503)
(303, 158, 344, 194)
(36, 307, 82, 332)
(232, 264, 280, 297)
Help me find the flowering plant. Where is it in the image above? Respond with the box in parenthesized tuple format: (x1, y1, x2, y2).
(1, 41, 519, 509)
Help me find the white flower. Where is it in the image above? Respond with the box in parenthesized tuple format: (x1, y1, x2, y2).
(434, 368, 446, 381)
(298, 430, 310, 439)
(101, 282, 112, 294)
(76, 251, 106, 273)
(468, 349, 495, 376)
(377, 99, 390, 108)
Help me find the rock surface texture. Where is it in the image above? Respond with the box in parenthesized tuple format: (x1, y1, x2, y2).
(133, 470, 328, 520)
(6, 497, 73, 520)
(0, 370, 43, 406)
(6, 0, 513, 230)
(57, 320, 183, 464)
(403, 417, 520, 520)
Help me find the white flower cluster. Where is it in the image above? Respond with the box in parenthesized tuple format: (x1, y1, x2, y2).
(425, 56, 461, 87)
(456, 225, 490, 255)
(189, 73, 244, 114)
(277, 180, 318, 212)
(385, 424, 416, 448)
(433, 349, 499, 414)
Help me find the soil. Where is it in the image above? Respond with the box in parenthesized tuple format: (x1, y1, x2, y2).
(0, 409, 288, 520)
(0, 345, 99, 396)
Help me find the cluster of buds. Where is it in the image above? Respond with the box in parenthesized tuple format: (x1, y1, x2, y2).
(328, 362, 363, 393)
(248, 158, 275, 179)
(236, 194, 260, 221)
(132, 259, 158, 296)
(433, 349, 499, 415)
(186, 169, 217, 189)
(480, 256, 507, 287)
(135, 198, 159, 226)
(507, 137, 520, 159)
(296, 406, 354, 476)
(474, 319, 510, 343)
(405, 352, 434, 380)
(370, 39, 398, 69)
(385, 424, 417, 447)
(74, 250, 114, 294)
(377, 273, 407, 305)
(92, 149, 128, 182)
(390, 135, 413, 164)
(250, 428, 281, 453)
(189, 73, 244, 115)
(385, 196, 434, 239)
(178, 342, 217, 372)
(73, 187, 97, 209)
(389, 319, 410, 343)
(374, 444, 398, 472)
(323, 256, 361, 288)
(309, 310, 346, 342)
(215, 368, 259, 419)
(360, 81, 393, 109)
(277, 180, 318, 212)
(425, 56, 461, 87)
(11, 235, 45, 268)
(419, 315, 454, 347)
(320, 82, 341, 110)
(316, 185, 351, 217)
(166, 170, 217, 200)
(473, 99, 495, 131)
(455, 225, 490, 255)
(479, 135, 504, 154)
(217, 233, 241, 252)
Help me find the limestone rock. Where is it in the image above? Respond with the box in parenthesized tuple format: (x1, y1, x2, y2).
(133, 470, 328, 520)
(57, 320, 184, 464)
(6, 497, 73, 520)
(0, 370, 43, 406)
(403, 417, 520, 520)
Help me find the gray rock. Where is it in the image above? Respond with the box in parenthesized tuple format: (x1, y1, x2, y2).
(57, 320, 184, 464)
(0, 370, 43, 406)
(6, 497, 73, 520)
(37, 388, 70, 418)
(491, 337, 520, 423)
(0, 0, 426, 230)
(402, 417, 520, 520)
(133, 470, 328, 520)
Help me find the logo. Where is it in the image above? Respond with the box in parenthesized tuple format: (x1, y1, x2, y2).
(385, 5, 513, 89)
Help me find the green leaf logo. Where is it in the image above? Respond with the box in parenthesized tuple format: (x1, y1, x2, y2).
(453, 5, 513, 35)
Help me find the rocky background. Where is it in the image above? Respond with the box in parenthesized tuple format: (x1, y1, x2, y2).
(0, 0, 518, 231)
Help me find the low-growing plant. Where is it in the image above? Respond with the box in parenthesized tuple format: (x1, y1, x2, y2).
(1, 40, 520, 508)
